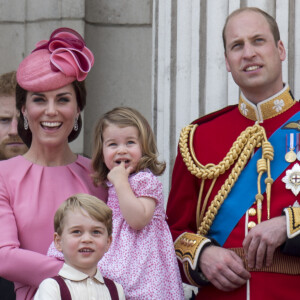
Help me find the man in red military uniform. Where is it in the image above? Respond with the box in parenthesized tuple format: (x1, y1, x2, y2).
(167, 7, 300, 300)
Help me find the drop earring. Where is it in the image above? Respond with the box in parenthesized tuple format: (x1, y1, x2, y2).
(74, 117, 78, 131)
(24, 116, 28, 130)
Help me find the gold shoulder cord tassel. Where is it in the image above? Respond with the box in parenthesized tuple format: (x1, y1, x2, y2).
(256, 140, 274, 222)
(179, 123, 274, 234)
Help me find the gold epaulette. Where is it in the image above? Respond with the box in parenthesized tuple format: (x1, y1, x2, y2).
(284, 207, 300, 238)
(174, 232, 210, 270)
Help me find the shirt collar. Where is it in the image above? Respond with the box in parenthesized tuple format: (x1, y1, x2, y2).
(238, 84, 296, 122)
(59, 263, 105, 284)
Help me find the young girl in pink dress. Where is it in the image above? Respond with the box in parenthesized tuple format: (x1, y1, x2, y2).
(48, 106, 184, 299)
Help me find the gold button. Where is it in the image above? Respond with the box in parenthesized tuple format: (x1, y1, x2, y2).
(248, 208, 256, 216)
(248, 221, 256, 230)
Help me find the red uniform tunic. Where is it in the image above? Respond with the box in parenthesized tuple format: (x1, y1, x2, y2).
(167, 86, 300, 299)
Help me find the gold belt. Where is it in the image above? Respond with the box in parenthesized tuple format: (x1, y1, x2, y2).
(231, 247, 300, 275)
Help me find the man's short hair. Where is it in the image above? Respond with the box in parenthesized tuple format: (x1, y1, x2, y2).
(222, 7, 280, 51)
(0, 71, 17, 97)
(54, 193, 113, 236)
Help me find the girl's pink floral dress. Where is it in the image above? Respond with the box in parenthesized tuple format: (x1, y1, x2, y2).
(48, 170, 184, 300)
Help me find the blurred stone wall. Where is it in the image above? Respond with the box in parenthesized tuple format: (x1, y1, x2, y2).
(0, 0, 152, 155)
(84, 0, 152, 155)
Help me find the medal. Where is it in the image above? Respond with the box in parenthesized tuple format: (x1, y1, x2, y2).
(286, 151, 297, 163)
(282, 163, 300, 196)
(285, 133, 297, 163)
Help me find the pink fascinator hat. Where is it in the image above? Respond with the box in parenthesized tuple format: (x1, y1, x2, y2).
(17, 27, 94, 92)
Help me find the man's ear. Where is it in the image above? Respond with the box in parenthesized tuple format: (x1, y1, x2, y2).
(277, 40, 286, 62)
(54, 232, 63, 252)
(225, 53, 231, 72)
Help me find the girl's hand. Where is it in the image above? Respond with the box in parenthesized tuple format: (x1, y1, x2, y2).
(107, 161, 133, 185)
(107, 162, 156, 230)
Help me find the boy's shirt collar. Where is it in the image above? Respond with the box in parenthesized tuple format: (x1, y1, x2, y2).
(59, 263, 105, 284)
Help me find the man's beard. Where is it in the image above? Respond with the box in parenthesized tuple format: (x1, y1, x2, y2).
(0, 137, 28, 160)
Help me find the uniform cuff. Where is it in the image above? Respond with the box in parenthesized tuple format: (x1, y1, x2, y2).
(283, 207, 300, 238)
(174, 232, 217, 286)
(281, 207, 300, 256)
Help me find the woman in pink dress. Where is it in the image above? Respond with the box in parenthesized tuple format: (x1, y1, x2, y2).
(0, 28, 106, 300)
(92, 107, 184, 299)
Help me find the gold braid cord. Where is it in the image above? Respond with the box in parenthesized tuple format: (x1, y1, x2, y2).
(179, 123, 274, 236)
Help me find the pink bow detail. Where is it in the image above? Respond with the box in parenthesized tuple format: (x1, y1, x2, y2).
(32, 28, 94, 81)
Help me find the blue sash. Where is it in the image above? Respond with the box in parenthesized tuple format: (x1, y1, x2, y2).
(208, 111, 300, 246)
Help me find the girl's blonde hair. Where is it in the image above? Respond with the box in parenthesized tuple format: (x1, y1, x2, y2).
(92, 107, 166, 186)
(54, 193, 112, 236)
